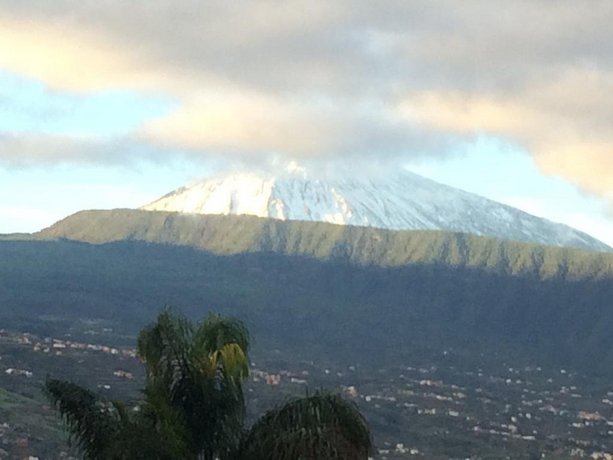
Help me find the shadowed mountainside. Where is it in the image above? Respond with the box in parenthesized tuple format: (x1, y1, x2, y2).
(3, 211, 613, 374)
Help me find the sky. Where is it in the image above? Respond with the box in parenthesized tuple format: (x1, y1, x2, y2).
(1, 1, 613, 245)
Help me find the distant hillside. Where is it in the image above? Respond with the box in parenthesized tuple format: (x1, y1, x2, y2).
(2, 238, 613, 376)
(39, 209, 613, 280)
(0, 233, 33, 241)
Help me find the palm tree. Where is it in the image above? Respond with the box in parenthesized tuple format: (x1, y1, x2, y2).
(45, 310, 372, 459)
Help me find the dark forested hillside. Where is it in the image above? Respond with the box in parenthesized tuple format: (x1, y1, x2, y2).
(2, 233, 613, 375)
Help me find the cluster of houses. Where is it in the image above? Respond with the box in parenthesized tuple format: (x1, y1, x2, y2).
(247, 358, 613, 458)
(0, 329, 137, 390)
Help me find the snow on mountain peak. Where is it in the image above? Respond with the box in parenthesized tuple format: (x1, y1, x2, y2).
(141, 168, 610, 252)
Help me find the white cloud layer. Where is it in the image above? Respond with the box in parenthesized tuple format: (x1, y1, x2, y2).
(0, 1, 612, 200)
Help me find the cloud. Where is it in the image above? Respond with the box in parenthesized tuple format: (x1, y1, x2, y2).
(0, 17, 140, 92)
(398, 68, 613, 196)
(0, 132, 161, 167)
(1, 1, 613, 199)
(140, 90, 454, 159)
(140, 91, 334, 157)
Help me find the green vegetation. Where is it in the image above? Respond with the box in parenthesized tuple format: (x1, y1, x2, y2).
(38, 209, 613, 278)
(1, 233, 613, 374)
(0, 232, 32, 241)
(0, 386, 69, 458)
(45, 310, 372, 460)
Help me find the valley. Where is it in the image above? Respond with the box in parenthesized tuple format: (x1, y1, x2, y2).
(1, 323, 613, 459)
(2, 214, 613, 458)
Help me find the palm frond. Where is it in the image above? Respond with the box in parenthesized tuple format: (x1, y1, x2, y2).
(193, 313, 250, 357)
(212, 343, 250, 380)
(137, 308, 193, 385)
(44, 378, 118, 460)
(240, 391, 373, 460)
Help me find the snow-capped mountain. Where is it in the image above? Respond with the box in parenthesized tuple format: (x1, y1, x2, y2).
(141, 168, 610, 252)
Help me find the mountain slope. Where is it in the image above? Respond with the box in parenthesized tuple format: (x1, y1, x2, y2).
(141, 170, 609, 251)
(38, 209, 613, 280)
(3, 237, 613, 375)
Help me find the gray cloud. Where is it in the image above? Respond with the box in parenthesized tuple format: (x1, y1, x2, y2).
(3, 0, 607, 94)
(1, 1, 613, 196)
(0, 133, 169, 167)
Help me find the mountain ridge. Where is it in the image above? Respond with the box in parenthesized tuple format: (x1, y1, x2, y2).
(38, 209, 613, 280)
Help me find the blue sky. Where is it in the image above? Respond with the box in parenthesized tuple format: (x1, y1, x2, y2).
(0, 71, 175, 137)
(1, 1, 612, 245)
